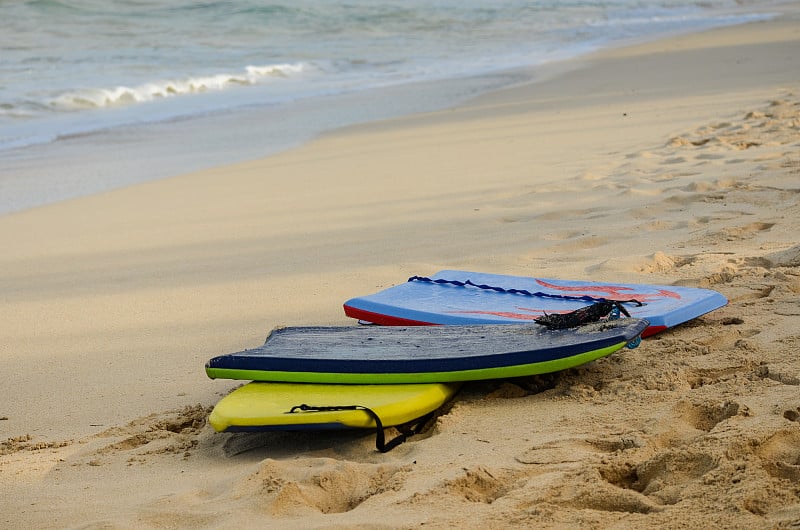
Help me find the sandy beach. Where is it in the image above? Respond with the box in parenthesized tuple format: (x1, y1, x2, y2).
(2, 9, 800, 529)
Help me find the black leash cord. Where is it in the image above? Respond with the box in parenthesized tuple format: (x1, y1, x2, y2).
(289, 404, 432, 453)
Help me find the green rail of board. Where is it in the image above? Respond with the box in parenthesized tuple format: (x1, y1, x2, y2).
(206, 340, 627, 384)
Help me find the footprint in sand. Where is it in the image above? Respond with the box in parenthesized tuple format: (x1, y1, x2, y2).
(436, 465, 521, 504)
(668, 399, 741, 433)
(644, 96, 800, 193)
(585, 399, 745, 507)
(599, 449, 718, 506)
(237, 458, 410, 516)
(554, 466, 662, 514)
(756, 429, 800, 482)
(630, 398, 742, 447)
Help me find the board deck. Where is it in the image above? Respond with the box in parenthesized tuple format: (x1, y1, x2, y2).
(343, 270, 727, 337)
(205, 318, 648, 384)
(208, 381, 460, 432)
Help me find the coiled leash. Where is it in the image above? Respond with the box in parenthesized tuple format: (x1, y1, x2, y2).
(534, 300, 644, 349)
(408, 276, 612, 302)
(408, 275, 644, 348)
(288, 404, 433, 453)
(408, 275, 642, 305)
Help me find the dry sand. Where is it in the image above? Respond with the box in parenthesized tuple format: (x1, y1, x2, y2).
(2, 10, 800, 529)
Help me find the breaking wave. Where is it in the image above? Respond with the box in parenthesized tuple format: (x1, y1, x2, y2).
(49, 62, 309, 110)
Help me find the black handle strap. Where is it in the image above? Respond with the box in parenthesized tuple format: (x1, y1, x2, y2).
(289, 404, 432, 453)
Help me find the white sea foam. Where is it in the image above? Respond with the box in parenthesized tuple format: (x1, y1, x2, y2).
(49, 63, 309, 110)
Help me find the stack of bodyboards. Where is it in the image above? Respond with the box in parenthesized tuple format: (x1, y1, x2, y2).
(205, 270, 727, 451)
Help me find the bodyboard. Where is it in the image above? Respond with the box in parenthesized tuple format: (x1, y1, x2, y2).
(205, 318, 648, 384)
(343, 270, 727, 337)
(208, 381, 459, 432)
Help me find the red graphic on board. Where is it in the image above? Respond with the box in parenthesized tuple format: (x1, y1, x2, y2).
(450, 309, 544, 321)
(445, 279, 681, 321)
(534, 279, 681, 302)
(451, 306, 580, 321)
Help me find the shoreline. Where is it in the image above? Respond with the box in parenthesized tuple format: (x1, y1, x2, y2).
(1, 8, 799, 528)
(0, 68, 526, 216)
(0, 5, 785, 217)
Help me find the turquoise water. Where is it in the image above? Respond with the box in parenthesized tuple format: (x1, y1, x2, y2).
(0, 0, 776, 214)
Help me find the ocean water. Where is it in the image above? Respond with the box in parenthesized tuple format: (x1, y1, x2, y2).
(0, 0, 777, 214)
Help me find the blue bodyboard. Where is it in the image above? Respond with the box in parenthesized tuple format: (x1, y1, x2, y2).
(343, 270, 727, 337)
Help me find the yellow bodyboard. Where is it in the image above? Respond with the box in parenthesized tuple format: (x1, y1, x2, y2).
(209, 381, 460, 432)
